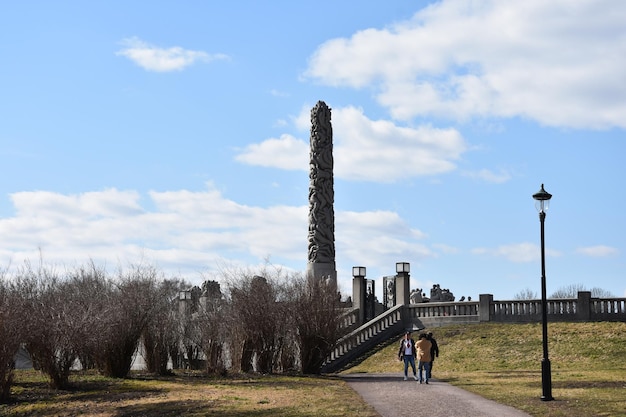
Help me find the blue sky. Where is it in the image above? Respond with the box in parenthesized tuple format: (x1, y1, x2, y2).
(1, 0, 624, 301)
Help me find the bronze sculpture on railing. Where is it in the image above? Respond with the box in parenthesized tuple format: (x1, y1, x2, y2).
(410, 288, 425, 303)
(430, 284, 455, 302)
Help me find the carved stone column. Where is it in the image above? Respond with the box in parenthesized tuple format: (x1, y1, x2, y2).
(306, 101, 337, 282)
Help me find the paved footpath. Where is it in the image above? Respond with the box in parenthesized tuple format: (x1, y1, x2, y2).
(341, 373, 532, 417)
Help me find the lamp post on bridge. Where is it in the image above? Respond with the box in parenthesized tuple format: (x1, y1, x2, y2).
(533, 183, 554, 402)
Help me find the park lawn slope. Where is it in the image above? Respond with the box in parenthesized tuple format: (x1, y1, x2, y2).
(344, 321, 626, 417)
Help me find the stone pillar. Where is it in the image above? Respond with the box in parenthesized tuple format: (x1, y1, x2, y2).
(577, 291, 591, 321)
(479, 294, 493, 322)
(395, 272, 410, 306)
(352, 275, 366, 325)
(306, 101, 337, 282)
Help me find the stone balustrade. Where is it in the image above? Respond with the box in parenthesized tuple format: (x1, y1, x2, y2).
(322, 291, 626, 373)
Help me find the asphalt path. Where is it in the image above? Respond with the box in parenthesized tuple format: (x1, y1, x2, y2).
(341, 373, 532, 417)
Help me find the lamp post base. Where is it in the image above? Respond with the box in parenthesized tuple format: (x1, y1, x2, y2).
(541, 358, 554, 401)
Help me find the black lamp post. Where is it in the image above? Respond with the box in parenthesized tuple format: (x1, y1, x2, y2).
(533, 184, 554, 401)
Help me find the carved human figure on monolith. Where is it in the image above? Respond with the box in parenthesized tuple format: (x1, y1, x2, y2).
(306, 101, 337, 282)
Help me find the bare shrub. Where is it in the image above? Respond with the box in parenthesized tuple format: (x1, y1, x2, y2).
(171, 285, 204, 370)
(224, 262, 292, 374)
(17, 263, 78, 389)
(95, 264, 163, 378)
(142, 278, 184, 375)
(291, 276, 343, 374)
(229, 274, 279, 373)
(195, 280, 228, 374)
(64, 262, 112, 371)
(0, 269, 22, 402)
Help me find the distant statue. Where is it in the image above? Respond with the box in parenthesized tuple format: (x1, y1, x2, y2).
(201, 280, 222, 299)
(430, 284, 455, 302)
(410, 288, 424, 304)
(383, 276, 395, 309)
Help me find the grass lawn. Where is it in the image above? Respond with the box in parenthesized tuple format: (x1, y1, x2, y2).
(1, 321, 624, 416)
(1, 370, 378, 417)
(346, 321, 626, 417)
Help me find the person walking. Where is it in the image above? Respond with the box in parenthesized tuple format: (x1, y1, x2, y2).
(415, 333, 432, 384)
(397, 332, 418, 381)
(427, 331, 439, 379)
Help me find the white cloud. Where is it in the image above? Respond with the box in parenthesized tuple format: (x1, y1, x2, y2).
(236, 105, 467, 182)
(235, 134, 309, 170)
(575, 245, 619, 257)
(116, 37, 228, 72)
(0, 185, 436, 295)
(337, 210, 435, 276)
(304, 0, 626, 129)
(462, 168, 512, 183)
(472, 242, 561, 263)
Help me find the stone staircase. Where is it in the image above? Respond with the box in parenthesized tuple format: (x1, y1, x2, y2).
(321, 305, 411, 373)
(321, 301, 482, 373)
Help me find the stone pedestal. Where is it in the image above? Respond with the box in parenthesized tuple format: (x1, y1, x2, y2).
(395, 272, 410, 306)
(479, 293, 493, 321)
(352, 276, 365, 325)
(306, 262, 337, 283)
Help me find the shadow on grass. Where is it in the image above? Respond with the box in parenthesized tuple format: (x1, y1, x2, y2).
(114, 400, 297, 417)
(3, 377, 163, 412)
(551, 379, 625, 389)
(175, 372, 342, 390)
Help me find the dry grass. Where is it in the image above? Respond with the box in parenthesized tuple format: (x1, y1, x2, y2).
(1, 371, 378, 417)
(2, 322, 624, 417)
(346, 321, 626, 417)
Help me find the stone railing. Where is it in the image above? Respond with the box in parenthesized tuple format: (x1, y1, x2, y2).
(484, 292, 626, 323)
(409, 301, 479, 317)
(590, 297, 626, 320)
(321, 291, 625, 373)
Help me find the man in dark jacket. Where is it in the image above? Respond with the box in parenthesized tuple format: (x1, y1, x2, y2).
(397, 332, 418, 381)
(427, 332, 439, 379)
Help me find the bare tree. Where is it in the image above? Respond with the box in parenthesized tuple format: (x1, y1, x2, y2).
(291, 275, 343, 374)
(550, 284, 615, 299)
(514, 288, 538, 300)
(588, 287, 616, 298)
(0, 269, 23, 402)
